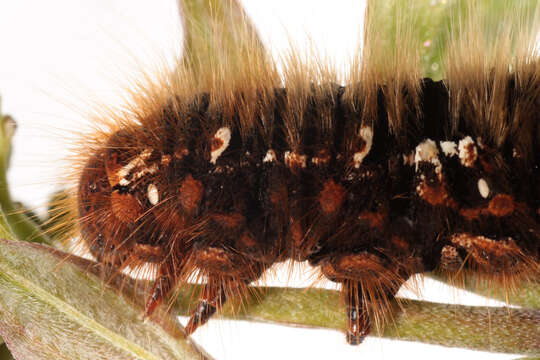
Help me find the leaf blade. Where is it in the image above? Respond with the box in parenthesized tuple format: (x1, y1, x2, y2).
(0, 239, 210, 360)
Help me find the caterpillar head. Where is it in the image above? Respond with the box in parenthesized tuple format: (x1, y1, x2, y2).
(77, 126, 204, 268)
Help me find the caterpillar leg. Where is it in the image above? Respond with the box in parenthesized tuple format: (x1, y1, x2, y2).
(186, 242, 267, 335)
(343, 280, 370, 345)
(184, 279, 226, 335)
(145, 259, 180, 317)
(320, 252, 409, 345)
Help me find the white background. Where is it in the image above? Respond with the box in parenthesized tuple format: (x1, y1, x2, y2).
(0, 1, 524, 359)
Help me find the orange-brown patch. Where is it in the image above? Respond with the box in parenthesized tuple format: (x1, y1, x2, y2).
(212, 213, 245, 228)
(110, 191, 142, 223)
(358, 211, 386, 228)
(178, 174, 204, 213)
(460, 207, 482, 221)
(194, 247, 232, 270)
(339, 253, 383, 271)
(193, 247, 249, 275)
(488, 194, 515, 217)
(132, 243, 165, 262)
(323, 253, 394, 280)
(174, 147, 189, 160)
(211, 137, 224, 152)
(417, 181, 448, 206)
(105, 153, 122, 186)
(319, 180, 346, 214)
(451, 233, 522, 269)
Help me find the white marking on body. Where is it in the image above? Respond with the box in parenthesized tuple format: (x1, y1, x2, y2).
(210, 127, 231, 164)
(312, 151, 330, 166)
(477, 178, 490, 199)
(284, 151, 307, 168)
(353, 126, 373, 168)
(117, 149, 153, 186)
(211, 165, 234, 174)
(147, 183, 159, 205)
(458, 136, 477, 167)
(440, 141, 458, 157)
(414, 139, 442, 174)
(133, 164, 158, 181)
(312, 157, 328, 166)
(263, 149, 276, 163)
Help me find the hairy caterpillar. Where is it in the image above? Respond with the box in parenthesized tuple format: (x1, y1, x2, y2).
(1, 0, 539, 359)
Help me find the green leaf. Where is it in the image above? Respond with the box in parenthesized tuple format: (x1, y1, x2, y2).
(0, 238, 211, 360)
(369, 0, 540, 80)
(178, 0, 267, 75)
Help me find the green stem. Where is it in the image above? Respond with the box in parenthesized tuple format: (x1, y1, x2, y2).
(170, 285, 540, 355)
(0, 104, 50, 244)
(429, 273, 540, 309)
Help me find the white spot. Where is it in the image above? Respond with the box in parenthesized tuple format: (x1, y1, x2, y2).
(284, 151, 306, 168)
(117, 149, 154, 186)
(263, 149, 276, 163)
(353, 126, 373, 168)
(147, 183, 159, 205)
(312, 157, 329, 166)
(477, 178, 490, 199)
(210, 127, 231, 164)
(440, 141, 458, 157)
(211, 165, 234, 174)
(458, 136, 477, 167)
(414, 139, 442, 174)
(312, 151, 330, 166)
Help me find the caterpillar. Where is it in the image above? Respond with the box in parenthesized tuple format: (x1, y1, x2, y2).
(2, 0, 540, 359)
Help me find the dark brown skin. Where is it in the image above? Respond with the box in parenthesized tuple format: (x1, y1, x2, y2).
(78, 79, 540, 345)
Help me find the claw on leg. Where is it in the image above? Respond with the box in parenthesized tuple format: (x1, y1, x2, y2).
(184, 281, 226, 335)
(144, 260, 178, 318)
(344, 280, 370, 345)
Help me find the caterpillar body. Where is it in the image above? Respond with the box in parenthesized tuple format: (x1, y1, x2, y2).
(69, 0, 540, 351)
